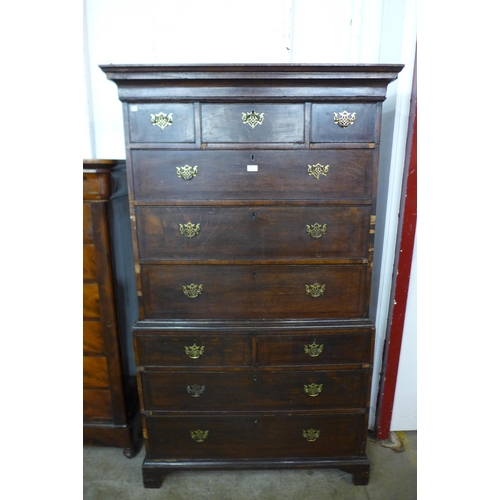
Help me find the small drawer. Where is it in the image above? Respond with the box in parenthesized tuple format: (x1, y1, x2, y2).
(128, 103, 195, 143)
(257, 330, 373, 367)
(140, 369, 370, 412)
(145, 413, 366, 459)
(131, 149, 374, 202)
(135, 205, 371, 262)
(140, 264, 367, 320)
(134, 332, 252, 367)
(201, 104, 304, 143)
(311, 103, 378, 143)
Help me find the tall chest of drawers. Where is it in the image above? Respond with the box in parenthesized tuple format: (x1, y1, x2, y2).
(101, 64, 403, 487)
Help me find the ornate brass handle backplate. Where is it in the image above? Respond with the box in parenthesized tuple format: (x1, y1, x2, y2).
(176, 165, 198, 181)
(242, 110, 265, 129)
(304, 342, 324, 357)
(183, 283, 203, 299)
(305, 283, 325, 298)
(179, 222, 200, 238)
(306, 223, 327, 239)
(304, 383, 323, 397)
(185, 342, 205, 359)
(334, 110, 356, 128)
(190, 430, 209, 442)
(308, 163, 329, 180)
(303, 429, 321, 442)
(151, 112, 173, 130)
(187, 384, 206, 397)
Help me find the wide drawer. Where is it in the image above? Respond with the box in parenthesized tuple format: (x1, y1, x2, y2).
(145, 413, 366, 459)
(136, 205, 371, 261)
(130, 149, 374, 202)
(201, 103, 304, 143)
(311, 103, 379, 143)
(128, 103, 195, 143)
(140, 264, 367, 320)
(140, 369, 370, 411)
(135, 332, 252, 367)
(257, 331, 373, 367)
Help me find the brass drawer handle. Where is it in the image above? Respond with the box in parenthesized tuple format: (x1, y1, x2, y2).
(307, 163, 329, 180)
(303, 429, 321, 442)
(185, 342, 205, 359)
(179, 222, 200, 238)
(183, 283, 203, 299)
(304, 342, 324, 357)
(242, 110, 265, 129)
(305, 283, 325, 298)
(306, 223, 327, 239)
(151, 112, 173, 130)
(176, 165, 198, 181)
(187, 384, 206, 397)
(334, 110, 356, 128)
(304, 383, 323, 397)
(190, 430, 209, 442)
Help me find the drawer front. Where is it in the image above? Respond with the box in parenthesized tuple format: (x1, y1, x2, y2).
(83, 283, 101, 318)
(136, 206, 371, 261)
(257, 331, 373, 367)
(201, 104, 304, 143)
(83, 356, 109, 388)
(135, 333, 252, 367)
(83, 320, 105, 355)
(128, 103, 195, 143)
(83, 389, 113, 421)
(141, 369, 370, 411)
(83, 243, 97, 279)
(311, 103, 378, 143)
(83, 203, 93, 242)
(141, 264, 367, 320)
(131, 149, 373, 202)
(146, 413, 366, 459)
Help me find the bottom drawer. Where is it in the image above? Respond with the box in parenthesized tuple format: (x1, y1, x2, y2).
(146, 413, 366, 459)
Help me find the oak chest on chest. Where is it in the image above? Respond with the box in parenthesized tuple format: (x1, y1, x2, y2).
(101, 63, 403, 487)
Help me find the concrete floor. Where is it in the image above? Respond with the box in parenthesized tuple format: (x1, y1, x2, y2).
(83, 431, 416, 499)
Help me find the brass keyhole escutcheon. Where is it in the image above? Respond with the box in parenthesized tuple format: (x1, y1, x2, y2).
(306, 223, 327, 239)
(307, 163, 329, 180)
(176, 165, 198, 181)
(305, 283, 325, 298)
(333, 110, 356, 128)
(183, 283, 203, 298)
(187, 384, 206, 397)
(179, 222, 200, 238)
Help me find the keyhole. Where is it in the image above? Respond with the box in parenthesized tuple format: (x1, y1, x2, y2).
(253, 375, 257, 381)
(250, 154, 255, 161)
(252, 211, 256, 220)
(253, 271, 257, 278)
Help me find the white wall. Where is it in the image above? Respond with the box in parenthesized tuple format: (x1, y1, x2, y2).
(83, 0, 417, 431)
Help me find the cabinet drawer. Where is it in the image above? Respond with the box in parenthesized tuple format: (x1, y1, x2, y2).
(141, 369, 370, 412)
(136, 205, 371, 261)
(131, 149, 373, 202)
(311, 103, 378, 143)
(201, 104, 304, 143)
(141, 264, 367, 320)
(257, 331, 373, 367)
(135, 332, 252, 367)
(146, 413, 366, 459)
(128, 103, 195, 143)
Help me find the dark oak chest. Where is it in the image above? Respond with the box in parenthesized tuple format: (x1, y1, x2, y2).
(101, 64, 403, 487)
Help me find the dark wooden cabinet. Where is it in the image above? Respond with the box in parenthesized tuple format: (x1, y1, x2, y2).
(83, 160, 142, 457)
(100, 64, 403, 487)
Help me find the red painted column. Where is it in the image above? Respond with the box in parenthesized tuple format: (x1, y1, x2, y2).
(374, 55, 417, 440)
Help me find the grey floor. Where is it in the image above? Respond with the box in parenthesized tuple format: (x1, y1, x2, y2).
(83, 431, 416, 499)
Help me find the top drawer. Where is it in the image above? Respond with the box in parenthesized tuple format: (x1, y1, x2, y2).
(201, 104, 304, 143)
(128, 103, 195, 143)
(311, 103, 378, 143)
